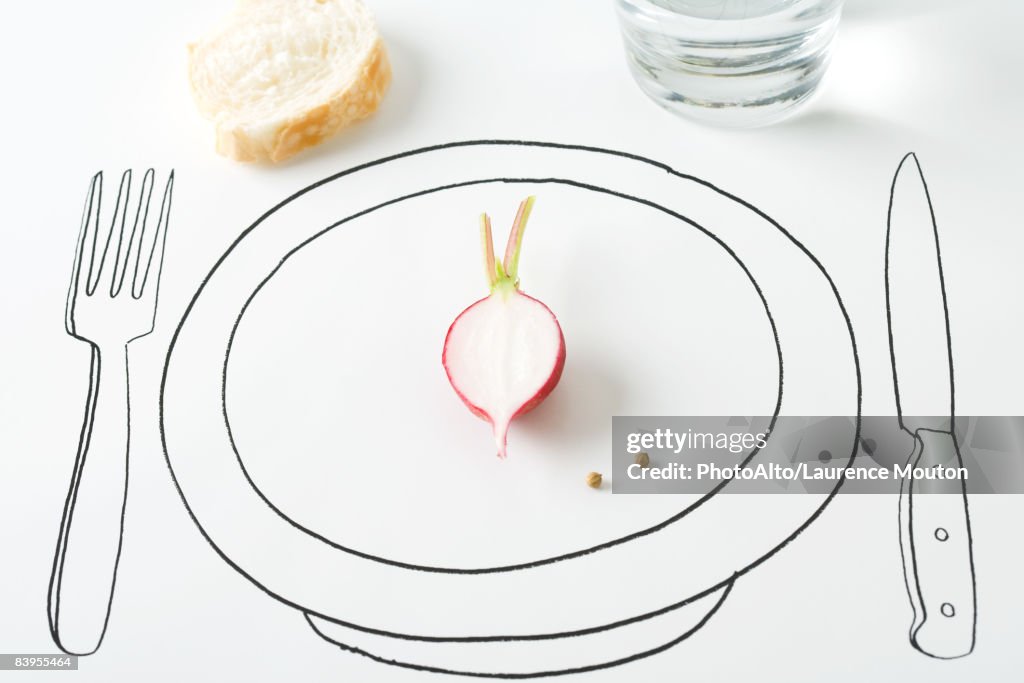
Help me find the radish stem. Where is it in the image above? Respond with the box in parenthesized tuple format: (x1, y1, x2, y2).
(480, 213, 496, 287)
(503, 196, 535, 283)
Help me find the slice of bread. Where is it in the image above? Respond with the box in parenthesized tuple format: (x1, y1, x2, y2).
(188, 0, 391, 162)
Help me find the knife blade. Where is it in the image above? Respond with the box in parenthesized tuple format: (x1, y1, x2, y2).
(885, 152, 977, 659)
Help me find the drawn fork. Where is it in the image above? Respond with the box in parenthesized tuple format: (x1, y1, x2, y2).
(48, 169, 174, 655)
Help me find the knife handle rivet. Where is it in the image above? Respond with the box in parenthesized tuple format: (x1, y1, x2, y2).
(934, 527, 949, 542)
(940, 602, 956, 618)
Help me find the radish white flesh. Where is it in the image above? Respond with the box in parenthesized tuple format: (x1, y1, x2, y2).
(442, 197, 565, 458)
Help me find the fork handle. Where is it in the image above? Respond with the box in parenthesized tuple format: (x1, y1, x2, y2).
(48, 343, 130, 656)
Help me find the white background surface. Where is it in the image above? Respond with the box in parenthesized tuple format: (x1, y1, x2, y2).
(1, 0, 1022, 681)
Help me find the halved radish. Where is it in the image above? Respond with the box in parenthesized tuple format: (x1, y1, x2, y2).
(442, 197, 566, 458)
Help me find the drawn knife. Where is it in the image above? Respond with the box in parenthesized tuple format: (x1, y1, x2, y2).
(885, 152, 977, 659)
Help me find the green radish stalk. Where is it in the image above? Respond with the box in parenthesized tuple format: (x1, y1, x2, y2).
(442, 197, 566, 458)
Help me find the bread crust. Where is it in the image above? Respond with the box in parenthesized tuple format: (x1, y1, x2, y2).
(192, 37, 391, 163)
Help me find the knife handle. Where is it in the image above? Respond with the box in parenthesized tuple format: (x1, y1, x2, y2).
(898, 429, 977, 659)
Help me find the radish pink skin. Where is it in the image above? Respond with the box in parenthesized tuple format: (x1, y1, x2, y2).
(442, 291, 566, 451)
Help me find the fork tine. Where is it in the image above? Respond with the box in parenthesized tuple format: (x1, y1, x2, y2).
(101, 170, 133, 296)
(83, 171, 126, 297)
(132, 170, 173, 299)
(82, 174, 106, 296)
(66, 173, 102, 331)
(118, 169, 154, 297)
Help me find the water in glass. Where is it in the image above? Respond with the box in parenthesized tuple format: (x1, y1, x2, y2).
(617, 0, 844, 127)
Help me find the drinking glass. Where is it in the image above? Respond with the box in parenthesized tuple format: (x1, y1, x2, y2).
(616, 0, 845, 127)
